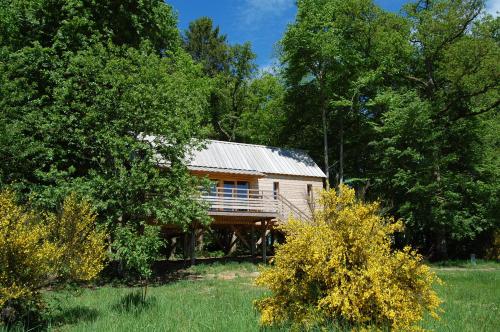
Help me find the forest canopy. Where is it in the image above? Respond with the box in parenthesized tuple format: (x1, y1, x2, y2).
(0, 0, 498, 259)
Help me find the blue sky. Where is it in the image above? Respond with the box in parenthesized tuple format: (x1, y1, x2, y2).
(167, 0, 500, 69)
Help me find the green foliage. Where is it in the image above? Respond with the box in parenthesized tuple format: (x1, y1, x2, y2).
(0, 0, 179, 52)
(238, 73, 286, 146)
(0, 191, 107, 328)
(212, 42, 257, 141)
(281, 0, 409, 185)
(183, 17, 266, 142)
(0, 1, 212, 235)
(183, 17, 229, 77)
(111, 224, 163, 280)
(371, 1, 499, 258)
(280, 0, 499, 257)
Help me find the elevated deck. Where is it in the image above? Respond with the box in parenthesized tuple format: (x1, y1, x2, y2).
(197, 187, 310, 225)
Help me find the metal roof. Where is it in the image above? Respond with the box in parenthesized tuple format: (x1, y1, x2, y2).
(188, 165, 265, 176)
(187, 140, 326, 178)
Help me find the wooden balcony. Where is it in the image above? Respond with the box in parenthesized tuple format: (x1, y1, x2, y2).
(197, 187, 310, 224)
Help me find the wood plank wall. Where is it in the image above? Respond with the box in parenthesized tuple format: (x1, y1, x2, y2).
(258, 175, 323, 213)
(191, 170, 324, 215)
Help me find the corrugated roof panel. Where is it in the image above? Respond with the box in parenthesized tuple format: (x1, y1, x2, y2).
(188, 166, 265, 176)
(188, 140, 326, 178)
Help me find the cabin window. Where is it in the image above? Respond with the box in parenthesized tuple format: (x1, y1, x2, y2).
(223, 181, 235, 197)
(307, 184, 313, 202)
(222, 181, 249, 197)
(222, 181, 249, 211)
(209, 180, 218, 196)
(237, 181, 249, 198)
(273, 182, 280, 199)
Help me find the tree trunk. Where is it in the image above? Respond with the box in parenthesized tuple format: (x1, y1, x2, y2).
(322, 103, 330, 190)
(339, 116, 344, 185)
(167, 236, 178, 260)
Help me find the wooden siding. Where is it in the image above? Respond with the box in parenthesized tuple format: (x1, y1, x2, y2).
(258, 174, 323, 214)
(191, 170, 324, 219)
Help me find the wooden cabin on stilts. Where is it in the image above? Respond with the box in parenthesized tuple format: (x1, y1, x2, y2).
(161, 140, 326, 264)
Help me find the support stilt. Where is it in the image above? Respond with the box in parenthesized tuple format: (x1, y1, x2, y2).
(183, 232, 188, 267)
(168, 236, 178, 260)
(262, 220, 267, 263)
(196, 228, 204, 252)
(190, 226, 196, 266)
(228, 231, 238, 255)
(270, 225, 275, 255)
(230, 225, 251, 250)
(250, 225, 255, 258)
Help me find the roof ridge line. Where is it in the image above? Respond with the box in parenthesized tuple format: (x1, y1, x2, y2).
(207, 139, 306, 152)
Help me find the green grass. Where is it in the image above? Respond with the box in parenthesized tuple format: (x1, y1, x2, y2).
(46, 278, 264, 332)
(421, 268, 499, 331)
(4, 261, 499, 331)
(429, 259, 500, 269)
(183, 261, 260, 276)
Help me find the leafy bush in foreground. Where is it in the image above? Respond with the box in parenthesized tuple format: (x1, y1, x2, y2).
(0, 191, 107, 327)
(255, 185, 441, 330)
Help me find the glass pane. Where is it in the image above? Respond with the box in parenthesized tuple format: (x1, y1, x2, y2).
(236, 181, 249, 198)
(273, 182, 279, 199)
(223, 181, 234, 197)
(209, 181, 217, 196)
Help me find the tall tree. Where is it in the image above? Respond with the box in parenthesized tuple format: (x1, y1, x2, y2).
(0, 0, 211, 237)
(183, 18, 257, 141)
(281, 0, 407, 188)
(238, 73, 286, 146)
(183, 17, 229, 77)
(372, 0, 499, 258)
(216, 42, 257, 141)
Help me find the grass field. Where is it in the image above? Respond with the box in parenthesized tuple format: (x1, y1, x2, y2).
(10, 261, 500, 331)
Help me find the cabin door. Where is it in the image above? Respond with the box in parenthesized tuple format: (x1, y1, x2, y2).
(237, 181, 249, 211)
(223, 180, 249, 211)
(223, 181, 235, 211)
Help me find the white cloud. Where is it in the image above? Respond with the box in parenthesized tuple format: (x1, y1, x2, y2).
(486, 0, 500, 17)
(239, 0, 294, 27)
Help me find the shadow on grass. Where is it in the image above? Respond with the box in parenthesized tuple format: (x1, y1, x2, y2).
(102, 256, 263, 287)
(50, 305, 99, 326)
(112, 291, 157, 314)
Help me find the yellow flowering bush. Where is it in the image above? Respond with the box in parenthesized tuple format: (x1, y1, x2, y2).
(0, 191, 107, 325)
(255, 185, 441, 331)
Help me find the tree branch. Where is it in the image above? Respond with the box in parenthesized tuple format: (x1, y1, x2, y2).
(453, 99, 500, 121)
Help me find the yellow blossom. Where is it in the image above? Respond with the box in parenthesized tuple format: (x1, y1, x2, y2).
(0, 191, 107, 309)
(254, 185, 442, 331)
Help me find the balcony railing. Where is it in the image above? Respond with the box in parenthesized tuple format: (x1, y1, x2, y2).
(197, 187, 310, 221)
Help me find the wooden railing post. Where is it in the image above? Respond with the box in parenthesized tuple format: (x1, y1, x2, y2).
(196, 187, 310, 222)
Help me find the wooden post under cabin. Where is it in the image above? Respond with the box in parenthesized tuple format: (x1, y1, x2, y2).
(183, 233, 188, 263)
(168, 236, 178, 260)
(190, 226, 196, 266)
(250, 225, 255, 258)
(270, 229, 275, 254)
(261, 220, 267, 263)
